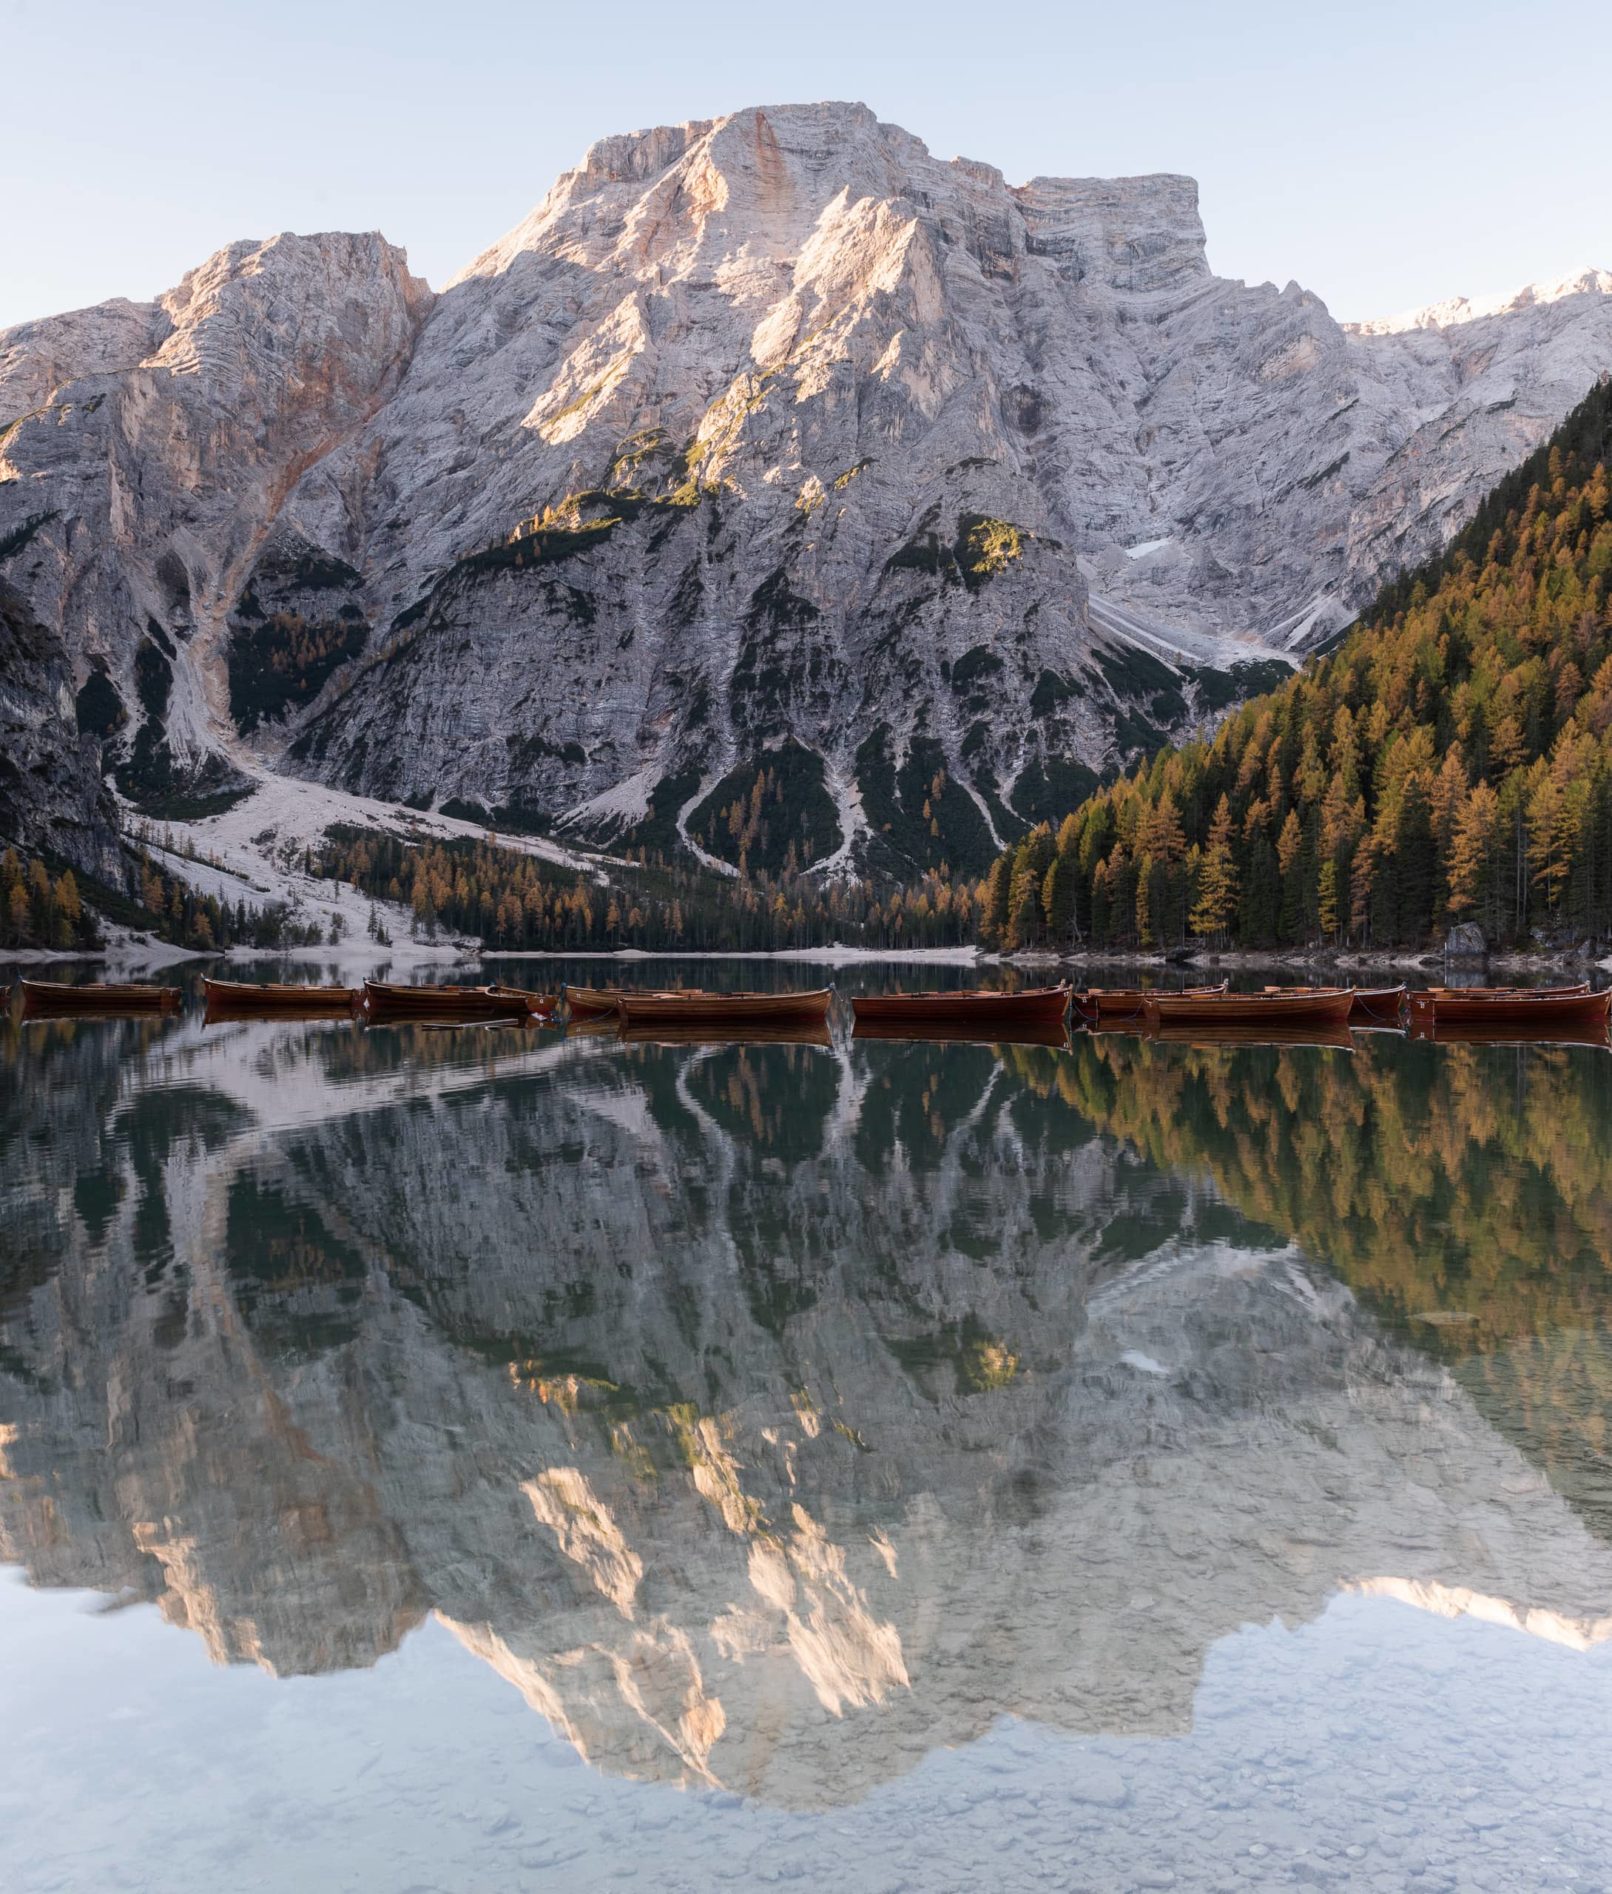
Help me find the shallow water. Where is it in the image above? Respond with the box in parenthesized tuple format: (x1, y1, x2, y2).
(3, 977, 1612, 1891)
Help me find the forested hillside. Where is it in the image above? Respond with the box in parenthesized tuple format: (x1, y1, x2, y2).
(983, 375, 1612, 952)
(312, 829, 978, 953)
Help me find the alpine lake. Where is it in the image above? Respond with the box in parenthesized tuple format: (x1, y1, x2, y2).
(4, 960, 1612, 1893)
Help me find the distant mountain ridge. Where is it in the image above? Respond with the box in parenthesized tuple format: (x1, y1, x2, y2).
(1346, 267, 1612, 337)
(4, 100, 1612, 880)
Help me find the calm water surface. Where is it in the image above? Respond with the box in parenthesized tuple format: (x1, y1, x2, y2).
(3, 968, 1612, 1891)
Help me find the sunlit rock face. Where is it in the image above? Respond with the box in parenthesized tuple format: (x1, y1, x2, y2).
(4, 104, 1611, 868)
(4, 1023, 1612, 1809)
(0, 233, 431, 840)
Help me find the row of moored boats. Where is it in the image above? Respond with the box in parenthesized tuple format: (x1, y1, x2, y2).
(12, 977, 1612, 1044)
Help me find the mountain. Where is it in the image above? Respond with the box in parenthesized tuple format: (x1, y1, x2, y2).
(982, 374, 1612, 952)
(5, 102, 1612, 881)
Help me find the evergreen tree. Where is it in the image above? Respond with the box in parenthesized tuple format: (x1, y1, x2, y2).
(1189, 795, 1238, 942)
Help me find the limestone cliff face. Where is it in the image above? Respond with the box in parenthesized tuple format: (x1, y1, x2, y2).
(0, 232, 430, 820)
(4, 103, 1611, 870)
(3, 1024, 1610, 1809)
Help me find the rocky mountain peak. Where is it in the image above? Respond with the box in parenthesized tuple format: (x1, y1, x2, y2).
(1017, 171, 1208, 293)
(1347, 264, 1612, 336)
(5, 103, 1612, 883)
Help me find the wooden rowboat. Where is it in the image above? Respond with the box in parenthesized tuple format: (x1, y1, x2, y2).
(1408, 985, 1609, 1028)
(564, 986, 626, 1018)
(363, 979, 532, 1020)
(1262, 983, 1406, 1024)
(1145, 988, 1355, 1026)
(19, 979, 181, 1016)
(203, 977, 359, 1014)
(1349, 985, 1407, 1023)
(1416, 982, 1589, 996)
(485, 983, 557, 1019)
(852, 985, 1069, 1029)
(1079, 982, 1227, 1018)
(615, 987, 833, 1027)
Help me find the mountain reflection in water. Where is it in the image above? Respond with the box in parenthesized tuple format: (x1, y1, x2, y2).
(2, 1012, 1612, 1823)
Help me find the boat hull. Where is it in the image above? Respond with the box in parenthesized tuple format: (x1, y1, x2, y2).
(19, 980, 180, 1016)
(1265, 984, 1406, 1024)
(1349, 986, 1407, 1023)
(1145, 989, 1355, 1027)
(615, 988, 833, 1028)
(484, 983, 556, 1018)
(202, 979, 358, 1015)
(851, 986, 1068, 1029)
(1079, 982, 1226, 1019)
(1411, 988, 1610, 1028)
(563, 986, 625, 1018)
(363, 980, 530, 1020)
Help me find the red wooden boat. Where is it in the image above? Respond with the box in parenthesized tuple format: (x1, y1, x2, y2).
(203, 977, 359, 1015)
(485, 983, 557, 1019)
(852, 985, 1069, 1030)
(1408, 985, 1608, 1028)
(616, 987, 833, 1028)
(19, 979, 181, 1016)
(1263, 983, 1406, 1024)
(1350, 985, 1407, 1024)
(363, 979, 533, 1020)
(1145, 987, 1355, 1027)
(1079, 982, 1226, 1019)
(563, 985, 625, 1018)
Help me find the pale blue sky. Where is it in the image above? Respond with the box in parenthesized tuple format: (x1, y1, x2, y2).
(3, 0, 1607, 330)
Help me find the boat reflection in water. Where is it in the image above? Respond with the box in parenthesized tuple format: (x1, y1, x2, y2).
(3, 1009, 1612, 1879)
(618, 1018, 835, 1048)
(851, 1015, 1070, 1047)
(1144, 1020, 1357, 1051)
(1415, 1019, 1612, 1049)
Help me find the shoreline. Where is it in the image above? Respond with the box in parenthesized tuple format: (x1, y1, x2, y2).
(9, 935, 1609, 978)
(1011, 945, 1612, 976)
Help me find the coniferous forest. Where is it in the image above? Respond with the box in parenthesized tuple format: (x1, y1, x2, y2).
(979, 376, 1612, 954)
(312, 828, 979, 953)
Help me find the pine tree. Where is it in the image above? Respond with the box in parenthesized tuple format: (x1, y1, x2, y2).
(1042, 851, 1079, 943)
(1276, 809, 1305, 944)
(1189, 795, 1238, 942)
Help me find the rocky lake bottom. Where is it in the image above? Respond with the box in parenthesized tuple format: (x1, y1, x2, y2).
(3, 965, 1612, 1890)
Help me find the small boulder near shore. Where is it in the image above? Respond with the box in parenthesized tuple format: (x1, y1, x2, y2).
(1444, 922, 1486, 963)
